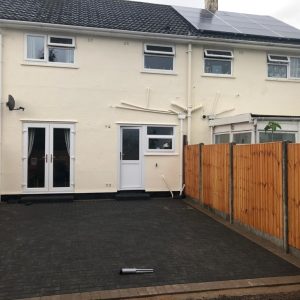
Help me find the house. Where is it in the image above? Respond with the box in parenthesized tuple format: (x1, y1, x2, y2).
(0, 0, 299, 200)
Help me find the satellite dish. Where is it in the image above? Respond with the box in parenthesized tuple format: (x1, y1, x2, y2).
(7, 95, 15, 110)
(6, 94, 25, 111)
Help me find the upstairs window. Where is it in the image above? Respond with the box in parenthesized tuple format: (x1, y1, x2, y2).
(267, 54, 300, 79)
(146, 126, 174, 151)
(204, 49, 233, 75)
(267, 55, 289, 78)
(26, 34, 75, 64)
(144, 44, 175, 71)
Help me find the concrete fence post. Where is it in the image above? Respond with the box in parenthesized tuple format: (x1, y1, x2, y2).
(282, 141, 289, 253)
(229, 143, 235, 224)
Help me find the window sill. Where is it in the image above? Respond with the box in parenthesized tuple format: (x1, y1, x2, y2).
(202, 73, 235, 79)
(141, 69, 177, 76)
(144, 152, 178, 156)
(21, 61, 79, 69)
(266, 78, 300, 83)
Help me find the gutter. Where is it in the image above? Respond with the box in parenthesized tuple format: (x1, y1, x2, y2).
(1, 19, 300, 51)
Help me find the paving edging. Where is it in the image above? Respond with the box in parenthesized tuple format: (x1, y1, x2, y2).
(19, 275, 300, 300)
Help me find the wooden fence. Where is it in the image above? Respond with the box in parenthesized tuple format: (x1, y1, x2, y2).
(184, 141, 300, 253)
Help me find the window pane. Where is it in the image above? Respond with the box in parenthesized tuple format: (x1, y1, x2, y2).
(268, 64, 287, 78)
(149, 138, 172, 150)
(50, 37, 73, 45)
(146, 45, 173, 53)
(215, 134, 230, 144)
(27, 128, 45, 188)
(49, 47, 74, 63)
(233, 132, 251, 144)
(259, 132, 295, 143)
(206, 50, 232, 57)
(27, 35, 45, 60)
(205, 59, 231, 74)
(122, 129, 139, 160)
(144, 55, 173, 70)
(147, 127, 173, 135)
(53, 128, 70, 188)
(290, 57, 300, 78)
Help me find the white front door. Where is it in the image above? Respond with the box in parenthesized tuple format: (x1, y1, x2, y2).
(120, 127, 143, 190)
(23, 123, 75, 193)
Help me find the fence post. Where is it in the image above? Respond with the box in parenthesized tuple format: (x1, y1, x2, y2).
(229, 143, 235, 224)
(282, 141, 289, 253)
(198, 143, 204, 203)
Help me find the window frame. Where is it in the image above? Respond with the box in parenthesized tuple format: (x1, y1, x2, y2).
(146, 125, 175, 152)
(267, 54, 300, 80)
(24, 33, 47, 62)
(143, 43, 175, 72)
(204, 49, 234, 76)
(25, 33, 75, 65)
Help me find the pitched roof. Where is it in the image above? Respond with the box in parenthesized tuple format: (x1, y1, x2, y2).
(0, 0, 300, 45)
(0, 0, 195, 36)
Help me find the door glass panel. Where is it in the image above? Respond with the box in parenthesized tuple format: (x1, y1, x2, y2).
(27, 128, 45, 188)
(122, 129, 139, 160)
(53, 128, 70, 187)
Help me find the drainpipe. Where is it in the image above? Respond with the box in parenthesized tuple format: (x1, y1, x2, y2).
(187, 43, 192, 145)
(0, 34, 2, 203)
(178, 113, 186, 194)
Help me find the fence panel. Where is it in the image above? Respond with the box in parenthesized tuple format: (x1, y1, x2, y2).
(184, 144, 200, 200)
(234, 143, 283, 239)
(288, 144, 300, 250)
(202, 144, 230, 214)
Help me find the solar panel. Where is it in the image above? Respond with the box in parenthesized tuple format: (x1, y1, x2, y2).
(173, 6, 300, 40)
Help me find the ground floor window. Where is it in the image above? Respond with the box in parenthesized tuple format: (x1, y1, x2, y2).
(259, 132, 296, 143)
(215, 133, 230, 144)
(233, 132, 252, 144)
(146, 126, 174, 151)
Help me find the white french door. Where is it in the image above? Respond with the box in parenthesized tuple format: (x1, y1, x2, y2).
(23, 123, 75, 193)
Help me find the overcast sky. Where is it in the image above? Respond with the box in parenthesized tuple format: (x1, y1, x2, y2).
(131, 0, 300, 29)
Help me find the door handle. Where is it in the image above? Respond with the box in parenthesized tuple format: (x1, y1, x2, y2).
(43, 154, 48, 163)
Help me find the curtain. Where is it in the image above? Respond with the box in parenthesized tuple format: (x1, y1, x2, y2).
(27, 35, 44, 59)
(28, 128, 35, 158)
(291, 58, 300, 78)
(64, 129, 70, 156)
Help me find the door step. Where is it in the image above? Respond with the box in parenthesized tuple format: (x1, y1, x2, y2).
(115, 191, 150, 201)
(20, 195, 74, 205)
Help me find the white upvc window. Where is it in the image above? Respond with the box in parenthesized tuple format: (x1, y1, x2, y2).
(267, 54, 300, 79)
(26, 34, 75, 64)
(144, 44, 175, 71)
(204, 49, 233, 75)
(146, 126, 175, 152)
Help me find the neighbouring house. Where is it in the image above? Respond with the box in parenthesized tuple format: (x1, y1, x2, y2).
(0, 0, 299, 199)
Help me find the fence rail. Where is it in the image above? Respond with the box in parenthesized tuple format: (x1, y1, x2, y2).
(184, 141, 300, 252)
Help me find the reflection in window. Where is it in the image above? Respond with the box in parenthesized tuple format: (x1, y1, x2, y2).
(233, 132, 251, 144)
(259, 132, 295, 143)
(215, 134, 230, 144)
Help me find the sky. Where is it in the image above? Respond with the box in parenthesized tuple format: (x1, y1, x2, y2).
(131, 0, 300, 29)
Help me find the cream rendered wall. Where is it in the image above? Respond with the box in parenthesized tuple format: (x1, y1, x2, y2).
(1, 28, 188, 195)
(190, 45, 300, 145)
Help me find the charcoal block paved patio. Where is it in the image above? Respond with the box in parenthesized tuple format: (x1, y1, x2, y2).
(0, 198, 300, 300)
